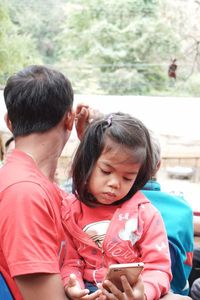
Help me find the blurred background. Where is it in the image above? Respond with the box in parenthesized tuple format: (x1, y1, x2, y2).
(0, 0, 199, 212)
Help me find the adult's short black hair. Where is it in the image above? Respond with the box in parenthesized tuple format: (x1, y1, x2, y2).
(72, 112, 154, 207)
(4, 65, 74, 137)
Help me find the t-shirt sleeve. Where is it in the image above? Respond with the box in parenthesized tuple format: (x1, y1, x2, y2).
(0, 181, 61, 277)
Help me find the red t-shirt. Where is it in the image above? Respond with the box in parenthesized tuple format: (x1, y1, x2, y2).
(0, 150, 66, 298)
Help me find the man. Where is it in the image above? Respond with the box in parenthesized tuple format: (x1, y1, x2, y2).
(0, 65, 91, 300)
(0, 66, 192, 300)
(190, 268, 200, 300)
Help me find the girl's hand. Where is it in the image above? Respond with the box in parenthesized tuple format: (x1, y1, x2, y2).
(99, 277, 191, 300)
(99, 275, 146, 300)
(65, 274, 103, 300)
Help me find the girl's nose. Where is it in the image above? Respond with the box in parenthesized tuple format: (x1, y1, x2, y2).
(108, 176, 121, 189)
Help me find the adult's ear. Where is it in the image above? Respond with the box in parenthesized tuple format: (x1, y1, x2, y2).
(4, 113, 13, 133)
(65, 109, 75, 131)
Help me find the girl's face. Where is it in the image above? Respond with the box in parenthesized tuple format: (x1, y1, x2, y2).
(88, 140, 143, 205)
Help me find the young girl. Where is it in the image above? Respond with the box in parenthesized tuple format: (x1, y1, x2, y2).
(61, 113, 172, 300)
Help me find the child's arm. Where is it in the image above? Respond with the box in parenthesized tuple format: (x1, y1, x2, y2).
(61, 232, 102, 300)
(61, 229, 85, 289)
(61, 228, 104, 300)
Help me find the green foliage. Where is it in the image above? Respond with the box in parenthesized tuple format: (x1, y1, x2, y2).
(7, 0, 67, 64)
(166, 74, 200, 97)
(0, 1, 40, 84)
(56, 0, 180, 95)
(1, 0, 200, 96)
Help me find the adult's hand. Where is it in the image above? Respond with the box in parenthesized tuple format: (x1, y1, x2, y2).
(75, 104, 89, 140)
(75, 103, 104, 140)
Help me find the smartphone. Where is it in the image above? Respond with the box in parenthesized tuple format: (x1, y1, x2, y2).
(104, 262, 144, 292)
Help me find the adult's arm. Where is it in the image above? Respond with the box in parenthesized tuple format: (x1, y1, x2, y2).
(15, 273, 68, 300)
(0, 182, 66, 298)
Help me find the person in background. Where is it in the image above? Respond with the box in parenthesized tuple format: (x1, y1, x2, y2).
(0, 65, 93, 300)
(141, 133, 194, 296)
(190, 277, 200, 300)
(194, 215, 200, 236)
(168, 59, 177, 80)
(61, 112, 174, 300)
(188, 245, 200, 297)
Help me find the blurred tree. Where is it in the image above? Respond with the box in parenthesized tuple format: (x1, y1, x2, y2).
(7, 0, 67, 64)
(2, 0, 200, 96)
(55, 0, 180, 95)
(0, 1, 40, 84)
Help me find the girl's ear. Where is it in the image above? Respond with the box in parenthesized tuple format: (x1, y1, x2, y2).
(4, 113, 13, 132)
(65, 109, 75, 131)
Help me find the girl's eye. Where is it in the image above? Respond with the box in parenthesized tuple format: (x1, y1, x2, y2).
(101, 169, 111, 175)
(123, 177, 133, 182)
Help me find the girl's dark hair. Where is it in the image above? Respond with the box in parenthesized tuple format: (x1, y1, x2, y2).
(72, 112, 154, 207)
(4, 65, 74, 137)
